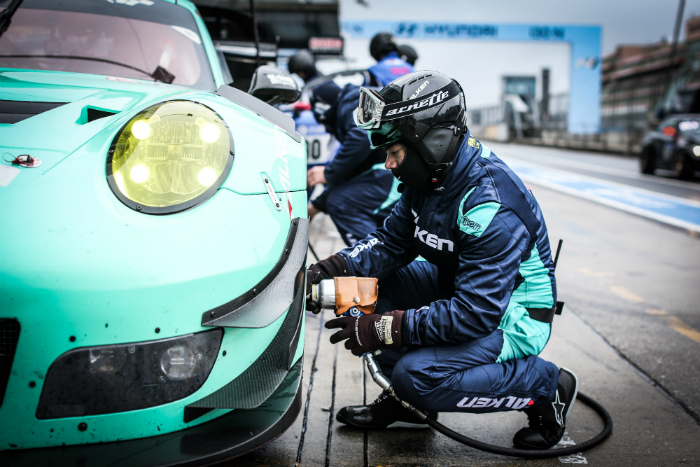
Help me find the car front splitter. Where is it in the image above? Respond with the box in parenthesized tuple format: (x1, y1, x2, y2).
(0, 358, 303, 467)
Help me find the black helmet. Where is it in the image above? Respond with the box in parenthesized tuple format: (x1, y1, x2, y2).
(398, 44, 418, 66)
(355, 71, 467, 189)
(364, 71, 466, 167)
(288, 50, 317, 81)
(369, 32, 398, 62)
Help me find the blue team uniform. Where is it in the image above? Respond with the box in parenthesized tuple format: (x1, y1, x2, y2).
(368, 52, 414, 87)
(336, 134, 560, 414)
(311, 85, 400, 247)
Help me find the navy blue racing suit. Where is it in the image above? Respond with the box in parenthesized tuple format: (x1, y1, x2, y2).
(337, 134, 560, 414)
(311, 84, 400, 247)
(368, 52, 414, 87)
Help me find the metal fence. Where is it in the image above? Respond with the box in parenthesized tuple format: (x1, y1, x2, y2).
(468, 93, 647, 154)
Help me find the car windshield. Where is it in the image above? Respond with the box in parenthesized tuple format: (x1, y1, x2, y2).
(0, 0, 215, 90)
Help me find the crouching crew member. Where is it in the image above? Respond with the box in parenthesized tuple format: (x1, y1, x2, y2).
(307, 80, 401, 247)
(306, 71, 578, 450)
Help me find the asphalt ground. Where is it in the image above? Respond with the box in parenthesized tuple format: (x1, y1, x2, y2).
(231, 144, 700, 466)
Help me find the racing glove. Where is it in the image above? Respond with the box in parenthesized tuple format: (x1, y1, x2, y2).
(325, 310, 405, 356)
(305, 254, 349, 313)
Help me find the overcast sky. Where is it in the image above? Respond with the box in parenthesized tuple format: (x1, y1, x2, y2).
(340, 0, 700, 55)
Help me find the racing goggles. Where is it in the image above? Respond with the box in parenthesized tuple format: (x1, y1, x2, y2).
(353, 81, 461, 131)
(354, 87, 386, 130)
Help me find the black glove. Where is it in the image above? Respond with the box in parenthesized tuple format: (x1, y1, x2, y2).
(305, 255, 349, 313)
(325, 310, 405, 356)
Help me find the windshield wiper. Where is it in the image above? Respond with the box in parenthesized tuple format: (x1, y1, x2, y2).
(0, 0, 24, 39)
(0, 54, 175, 83)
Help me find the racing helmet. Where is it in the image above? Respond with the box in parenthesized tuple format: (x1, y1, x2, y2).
(287, 50, 317, 81)
(354, 71, 467, 171)
(369, 32, 399, 62)
(398, 44, 418, 66)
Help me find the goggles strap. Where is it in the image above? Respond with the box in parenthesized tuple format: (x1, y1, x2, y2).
(380, 81, 461, 121)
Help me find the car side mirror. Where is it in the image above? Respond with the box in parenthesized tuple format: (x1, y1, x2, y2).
(248, 65, 301, 105)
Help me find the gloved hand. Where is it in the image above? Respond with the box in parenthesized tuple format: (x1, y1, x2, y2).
(325, 310, 405, 356)
(305, 255, 349, 313)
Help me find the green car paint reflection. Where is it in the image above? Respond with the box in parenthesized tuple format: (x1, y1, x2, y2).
(0, 0, 307, 461)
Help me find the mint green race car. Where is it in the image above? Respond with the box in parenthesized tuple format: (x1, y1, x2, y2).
(0, 0, 308, 465)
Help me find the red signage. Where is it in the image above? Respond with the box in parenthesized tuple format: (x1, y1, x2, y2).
(309, 37, 344, 53)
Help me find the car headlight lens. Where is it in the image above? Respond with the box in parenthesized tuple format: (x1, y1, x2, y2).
(107, 101, 234, 214)
(693, 146, 700, 156)
(36, 329, 223, 419)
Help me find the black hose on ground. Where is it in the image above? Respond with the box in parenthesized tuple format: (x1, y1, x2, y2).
(425, 391, 613, 459)
(364, 353, 613, 459)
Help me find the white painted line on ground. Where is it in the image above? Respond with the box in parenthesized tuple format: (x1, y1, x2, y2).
(506, 152, 700, 192)
(502, 157, 700, 233)
(556, 432, 588, 464)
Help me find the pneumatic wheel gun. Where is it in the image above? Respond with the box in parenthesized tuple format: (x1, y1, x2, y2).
(308, 277, 378, 317)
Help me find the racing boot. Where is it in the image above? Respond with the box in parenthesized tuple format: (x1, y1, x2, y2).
(512, 368, 579, 449)
(336, 390, 437, 429)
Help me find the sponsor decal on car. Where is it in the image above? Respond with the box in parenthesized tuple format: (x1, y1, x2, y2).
(171, 26, 201, 44)
(106, 0, 154, 6)
(267, 74, 296, 87)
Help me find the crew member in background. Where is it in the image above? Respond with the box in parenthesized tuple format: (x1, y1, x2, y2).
(367, 32, 414, 87)
(306, 80, 400, 247)
(398, 44, 418, 66)
(287, 49, 320, 84)
(306, 71, 578, 451)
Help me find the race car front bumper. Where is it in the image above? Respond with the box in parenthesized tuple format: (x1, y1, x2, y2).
(0, 358, 303, 467)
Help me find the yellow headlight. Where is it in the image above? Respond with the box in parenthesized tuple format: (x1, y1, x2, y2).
(107, 101, 233, 214)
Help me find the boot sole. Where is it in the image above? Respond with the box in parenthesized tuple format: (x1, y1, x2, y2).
(336, 413, 432, 430)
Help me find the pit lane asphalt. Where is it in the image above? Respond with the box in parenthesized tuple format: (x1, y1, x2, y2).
(231, 144, 700, 466)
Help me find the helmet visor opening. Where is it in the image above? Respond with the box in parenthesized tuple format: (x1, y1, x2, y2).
(368, 122, 401, 149)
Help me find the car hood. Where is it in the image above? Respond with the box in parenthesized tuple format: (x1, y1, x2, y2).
(0, 69, 197, 179)
(0, 68, 306, 194)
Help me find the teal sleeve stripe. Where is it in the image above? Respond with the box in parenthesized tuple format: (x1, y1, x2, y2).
(480, 144, 492, 158)
(496, 301, 551, 363)
(458, 202, 501, 237)
(373, 176, 402, 214)
(457, 187, 477, 218)
(512, 244, 554, 308)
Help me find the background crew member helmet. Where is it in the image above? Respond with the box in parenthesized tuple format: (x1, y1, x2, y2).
(398, 44, 418, 66)
(354, 71, 468, 189)
(369, 32, 399, 62)
(287, 49, 318, 82)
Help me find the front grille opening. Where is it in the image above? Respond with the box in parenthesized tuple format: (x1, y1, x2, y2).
(0, 319, 20, 408)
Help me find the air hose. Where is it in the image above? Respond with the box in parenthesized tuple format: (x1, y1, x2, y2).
(363, 352, 613, 459)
